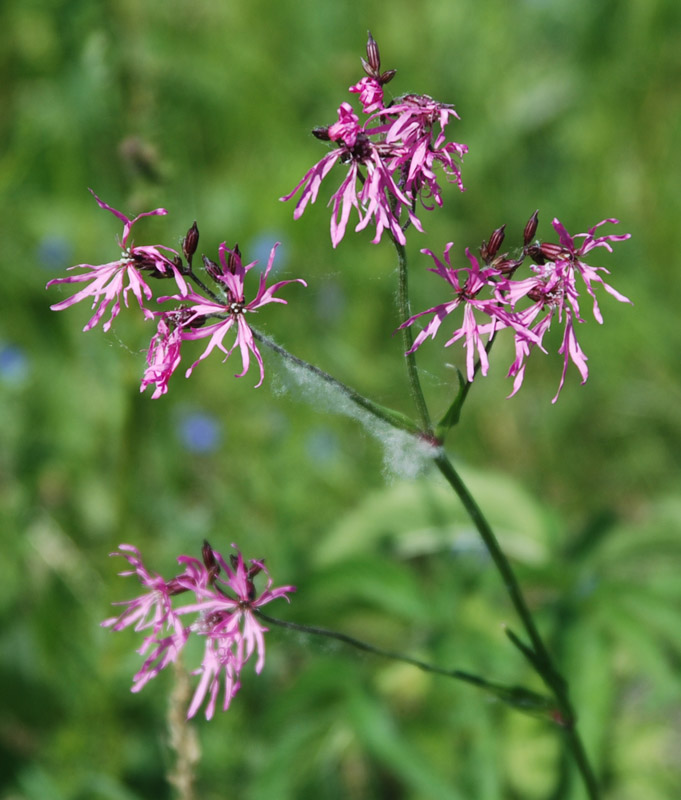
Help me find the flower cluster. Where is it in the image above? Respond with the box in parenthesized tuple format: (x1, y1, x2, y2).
(281, 33, 467, 247)
(102, 542, 295, 719)
(47, 194, 306, 396)
(401, 214, 631, 401)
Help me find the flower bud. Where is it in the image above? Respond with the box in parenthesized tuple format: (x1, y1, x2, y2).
(495, 257, 522, 276)
(202, 540, 221, 583)
(182, 221, 199, 262)
(537, 242, 567, 261)
(226, 244, 242, 274)
(363, 31, 381, 75)
(485, 224, 506, 260)
(523, 210, 539, 246)
(203, 255, 222, 281)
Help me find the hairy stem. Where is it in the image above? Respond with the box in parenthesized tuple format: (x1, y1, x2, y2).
(392, 237, 433, 434)
(252, 328, 422, 436)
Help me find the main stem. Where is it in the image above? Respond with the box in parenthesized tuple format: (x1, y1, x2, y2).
(393, 236, 433, 434)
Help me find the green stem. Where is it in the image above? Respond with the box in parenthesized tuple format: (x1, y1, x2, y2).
(392, 237, 433, 434)
(255, 610, 552, 713)
(433, 450, 600, 799)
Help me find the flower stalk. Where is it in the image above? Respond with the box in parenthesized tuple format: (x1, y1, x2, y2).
(393, 236, 434, 434)
(256, 610, 559, 719)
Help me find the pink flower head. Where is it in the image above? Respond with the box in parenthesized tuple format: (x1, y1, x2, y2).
(379, 94, 468, 206)
(504, 260, 583, 401)
(139, 310, 191, 399)
(349, 76, 384, 114)
(185, 546, 295, 719)
(175, 242, 306, 387)
(281, 103, 417, 247)
(103, 542, 295, 718)
(281, 37, 466, 247)
(102, 544, 190, 691)
(102, 544, 185, 637)
(551, 217, 632, 323)
(47, 190, 187, 332)
(507, 218, 631, 401)
(402, 216, 630, 402)
(400, 244, 512, 382)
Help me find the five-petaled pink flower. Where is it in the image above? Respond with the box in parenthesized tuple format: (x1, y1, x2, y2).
(139, 311, 188, 399)
(185, 547, 295, 719)
(503, 218, 631, 401)
(164, 242, 306, 388)
(102, 542, 295, 719)
(280, 103, 418, 247)
(47, 190, 187, 331)
(400, 243, 525, 382)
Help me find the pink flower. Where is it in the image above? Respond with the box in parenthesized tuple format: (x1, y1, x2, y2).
(401, 218, 630, 401)
(551, 217, 631, 323)
(102, 545, 190, 692)
(185, 546, 295, 719)
(171, 242, 306, 387)
(400, 244, 513, 381)
(281, 103, 417, 247)
(139, 311, 189, 399)
(349, 76, 384, 114)
(379, 94, 468, 207)
(506, 219, 631, 401)
(103, 542, 295, 718)
(504, 261, 583, 401)
(47, 191, 187, 331)
(102, 544, 185, 637)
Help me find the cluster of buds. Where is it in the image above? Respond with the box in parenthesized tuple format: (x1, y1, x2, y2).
(102, 542, 295, 719)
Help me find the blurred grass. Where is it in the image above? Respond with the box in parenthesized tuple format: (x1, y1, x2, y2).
(1, 0, 681, 797)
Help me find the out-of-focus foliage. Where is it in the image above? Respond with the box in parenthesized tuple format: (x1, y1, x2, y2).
(1, 0, 680, 798)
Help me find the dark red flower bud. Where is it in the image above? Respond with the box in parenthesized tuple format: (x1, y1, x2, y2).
(526, 241, 569, 264)
(495, 257, 522, 276)
(312, 126, 331, 141)
(487, 224, 506, 259)
(538, 242, 568, 261)
(363, 31, 381, 74)
(202, 539, 220, 582)
(523, 210, 539, 246)
(360, 32, 396, 84)
(226, 244, 242, 274)
(182, 221, 199, 262)
(247, 561, 264, 579)
(166, 577, 189, 596)
(203, 255, 222, 281)
(526, 244, 544, 264)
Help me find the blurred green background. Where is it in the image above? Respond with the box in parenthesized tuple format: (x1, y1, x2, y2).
(2, 0, 680, 797)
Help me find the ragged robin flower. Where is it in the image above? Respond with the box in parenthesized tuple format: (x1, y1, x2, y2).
(47, 190, 187, 331)
(157, 242, 307, 389)
(102, 541, 295, 719)
(402, 216, 630, 401)
(281, 33, 467, 247)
